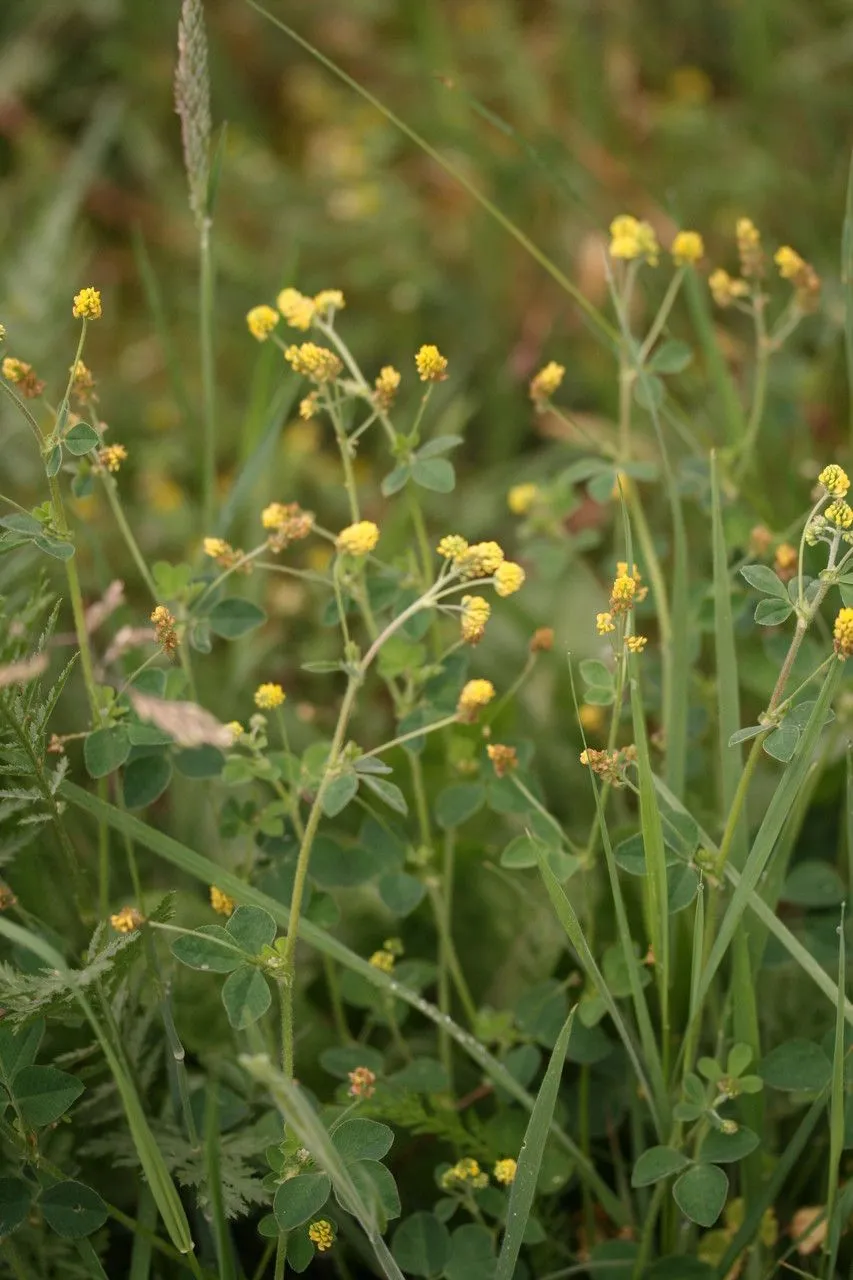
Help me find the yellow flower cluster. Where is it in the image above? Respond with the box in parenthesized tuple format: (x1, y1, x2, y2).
(609, 215, 659, 265)
(597, 612, 615, 635)
(374, 365, 401, 409)
(579, 744, 637, 786)
(314, 290, 345, 317)
(72, 286, 102, 320)
(308, 1220, 333, 1252)
(348, 1066, 376, 1099)
(110, 906, 144, 934)
(819, 464, 850, 497)
(671, 230, 704, 265)
(626, 635, 648, 653)
(440, 1158, 489, 1191)
(458, 541, 505, 579)
(369, 948, 396, 973)
(437, 534, 470, 561)
(529, 361, 565, 404)
(336, 520, 380, 556)
(493, 1158, 517, 1185)
(487, 744, 517, 777)
(461, 595, 491, 644)
(774, 543, 798, 581)
(98, 443, 127, 473)
(736, 217, 763, 278)
(508, 483, 538, 515)
(825, 500, 853, 529)
(277, 287, 317, 330)
(151, 604, 179, 655)
(709, 269, 749, 308)
(774, 245, 821, 310)
(227, 721, 244, 742)
(254, 683, 286, 710)
(2, 357, 45, 398)
(494, 561, 525, 597)
(202, 536, 244, 570)
(246, 305, 279, 341)
(415, 344, 448, 382)
(261, 501, 314, 548)
(775, 246, 805, 281)
(457, 678, 495, 721)
(299, 392, 320, 421)
(284, 342, 343, 382)
(210, 886, 236, 917)
(70, 360, 96, 403)
(834, 608, 853, 659)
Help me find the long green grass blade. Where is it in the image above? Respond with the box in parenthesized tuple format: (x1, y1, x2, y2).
(538, 856, 663, 1138)
(710, 451, 746, 866)
(495, 1010, 576, 1280)
(205, 1083, 236, 1280)
(244, 1, 618, 348)
(242, 1055, 405, 1280)
(61, 780, 628, 1224)
(216, 378, 298, 539)
(843, 143, 853, 450)
(0, 916, 195, 1257)
(129, 1185, 157, 1280)
(825, 907, 846, 1274)
(682, 268, 745, 449)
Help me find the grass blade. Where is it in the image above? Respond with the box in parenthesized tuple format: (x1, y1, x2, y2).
(538, 854, 663, 1138)
(843, 141, 853, 450)
(242, 1054, 405, 1280)
(825, 907, 846, 1274)
(710, 451, 746, 866)
(216, 377, 298, 540)
(205, 1083, 236, 1280)
(682, 267, 745, 449)
(61, 780, 628, 1225)
(495, 1010, 576, 1280)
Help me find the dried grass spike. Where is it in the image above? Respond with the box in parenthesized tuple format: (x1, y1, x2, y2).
(175, 0, 211, 227)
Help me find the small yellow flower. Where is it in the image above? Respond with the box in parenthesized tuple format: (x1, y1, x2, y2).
(508, 483, 538, 515)
(1, 357, 45, 398)
(441, 1158, 488, 1191)
(374, 365, 401, 409)
(671, 230, 704, 266)
(458, 541, 505, 579)
(299, 392, 320, 421)
(284, 342, 342, 383)
(2, 356, 27, 383)
(151, 604, 179, 654)
(415, 344, 448, 382)
(70, 360, 96, 403)
(774, 542, 798, 581)
(834, 608, 853, 659)
(626, 635, 648, 653)
(487, 744, 517, 777)
(596, 612, 616, 635)
(494, 561, 526, 597)
(736, 217, 763, 278)
(348, 1066, 376, 1099)
(98, 444, 127, 473)
(203, 536, 229, 558)
(336, 520, 380, 556)
(708, 268, 749, 308)
(825, 499, 853, 529)
(370, 949, 395, 973)
(255, 683, 286, 710)
(261, 503, 288, 530)
(210, 885, 235, 917)
(529, 362, 565, 404)
(72, 286, 102, 320)
(308, 1220, 334, 1252)
(610, 574, 636, 606)
(277, 287, 316, 330)
(437, 534, 469, 561)
(494, 1158, 517, 1185)
(819, 464, 850, 498)
(609, 215, 659, 265)
(775, 246, 805, 281)
(313, 289, 345, 316)
(246, 305, 279, 341)
(461, 595, 491, 644)
(110, 906, 144, 934)
(226, 721, 244, 742)
(457, 678, 496, 720)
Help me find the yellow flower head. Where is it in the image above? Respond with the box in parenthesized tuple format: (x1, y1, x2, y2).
(458, 541, 505, 579)
(254, 683, 286, 710)
(210, 885, 235, 917)
(369, 949, 395, 973)
(151, 604, 179, 654)
(246, 305, 279, 341)
(98, 443, 127, 473)
(70, 359, 96, 403)
(529, 361, 565, 404)
(336, 520, 380, 556)
(299, 392, 320, 421)
(440, 1158, 488, 1191)
(277, 287, 316, 330)
(494, 1157, 517, 1185)
(508, 483, 538, 515)
(308, 1220, 334, 1252)
(415, 344, 448, 382)
(825, 499, 853, 529)
(261, 503, 288, 530)
(671, 230, 704, 266)
(461, 595, 491, 644)
(457, 678, 496, 721)
(1, 357, 45, 398)
(284, 342, 342, 383)
(487, 743, 517, 777)
(2, 357, 27, 383)
(626, 634, 648, 653)
(72, 287, 102, 320)
(203, 536, 229, 558)
(709, 268, 749, 308)
(494, 561, 526, 597)
(609, 215, 659, 265)
(348, 1066, 377, 1099)
(610, 574, 637, 610)
(313, 289, 345, 317)
(835, 608, 853, 659)
(596, 611, 616, 635)
(110, 906, 144, 934)
(226, 721, 244, 742)
(819, 464, 850, 498)
(736, 217, 763, 278)
(774, 246, 805, 281)
(437, 534, 469, 562)
(373, 365, 401, 410)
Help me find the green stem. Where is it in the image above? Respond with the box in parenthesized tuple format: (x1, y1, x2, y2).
(637, 267, 685, 365)
(734, 296, 770, 482)
(100, 474, 158, 597)
(361, 714, 458, 758)
(200, 219, 217, 531)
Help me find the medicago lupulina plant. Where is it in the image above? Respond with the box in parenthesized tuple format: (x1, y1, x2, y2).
(2, 33, 853, 1275)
